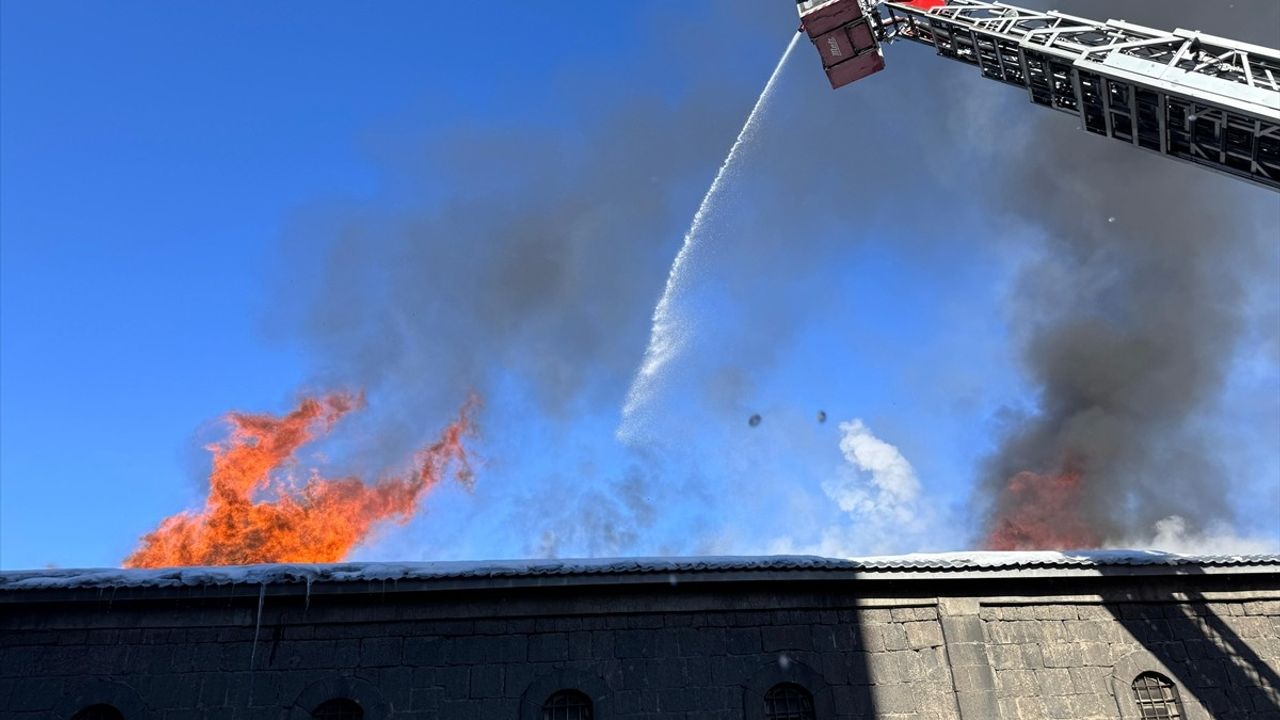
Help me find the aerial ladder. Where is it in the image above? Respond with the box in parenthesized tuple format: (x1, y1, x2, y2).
(797, 0, 1280, 191)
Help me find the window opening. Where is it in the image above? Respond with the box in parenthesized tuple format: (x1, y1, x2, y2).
(765, 682, 816, 720)
(542, 689, 593, 720)
(312, 698, 363, 720)
(1131, 672, 1186, 720)
(72, 706, 125, 720)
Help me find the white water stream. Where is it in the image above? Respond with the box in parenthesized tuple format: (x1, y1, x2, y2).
(618, 33, 801, 441)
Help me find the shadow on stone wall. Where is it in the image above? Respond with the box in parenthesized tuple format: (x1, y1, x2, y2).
(1099, 561, 1280, 717)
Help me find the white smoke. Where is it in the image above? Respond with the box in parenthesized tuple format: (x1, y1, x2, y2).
(824, 419, 922, 523)
(771, 419, 933, 557)
(1113, 515, 1280, 556)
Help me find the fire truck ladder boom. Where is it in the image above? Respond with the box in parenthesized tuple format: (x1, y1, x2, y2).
(875, 1, 1280, 191)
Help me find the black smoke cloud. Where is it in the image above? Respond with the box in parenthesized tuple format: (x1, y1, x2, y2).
(265, 1, 1277, 556)
(265, 5, 815, 557)
(977, 0, 1280, 545)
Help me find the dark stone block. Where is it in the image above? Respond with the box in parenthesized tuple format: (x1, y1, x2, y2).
(312, 622, 377, 640)
(281, 640, 337, 670)
(378, 664, 414, 701)
(191, 643, 222, 671)
(332, 640, 361, 668)
(726, 628, 762, 655)
(410, 685, 441, 712)
(616, 658, 651, 690)
(218, 627, 255, 643)
(687, 627, 727, 657)
(147, 674, 201, 709)
(656, 686, 697, 712)
(653, 629, 679, 659)
(614, 630, 657, 659)
(37, 645, 86, 676)
(684, 656, 712, 686)
(626, 615, 664, 630)
(434, 621, 475, 637)
(220, 642, 254, 672)
(8, 677, 62, 711)
(503, 661, 538, 699)
(283, 625, 314, 641)
(141, 629, 170, 645)
(762, 625, 811, 653)
(1185, 657, 1231, 689)
(568, 630, 591, 661)
(527, 633, 566, 663)
(611, 688, 645, 714)
(427, 665, 470, 697)
(223, 672, 254, 707)
(404, 636, 448, 666)
(473, 619, 506, 636)
(437, 699, 481, 719)
(505, 618, 537, 634)
(710, 655, 755, 686)
(360, 637, 403, 667)
(468, 665, 504, 698)
(199, 672, 229, 707)
(1184, 639, 1213, 659)
(84, 645, 127, 675)
(83, 630, 117, 646)
(243, 671, 286, 707)
(591, 631, 615, 660)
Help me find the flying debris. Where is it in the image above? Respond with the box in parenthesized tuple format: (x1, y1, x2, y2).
(748, 414, 762, 428)
(817, 410, 827, 423)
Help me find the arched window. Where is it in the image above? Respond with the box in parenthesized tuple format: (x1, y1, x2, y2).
(1131, 672, 1185, 719)
(542, 689, 593, 720)
(72, 706, 125, 720)
(312, 698, 363, 720)
(765, 683, 816, 720)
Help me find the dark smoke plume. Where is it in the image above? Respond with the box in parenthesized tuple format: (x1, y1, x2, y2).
(264, 1, 1277, 557)
(264, 5, 805, 557)
(977, 0, 1280, 547)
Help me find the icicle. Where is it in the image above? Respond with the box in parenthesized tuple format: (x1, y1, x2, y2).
(248, 583, 266, 671)
(304, 575, 313, 611)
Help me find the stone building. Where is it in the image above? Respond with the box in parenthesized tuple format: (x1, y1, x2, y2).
(1, 552, 1277, 720)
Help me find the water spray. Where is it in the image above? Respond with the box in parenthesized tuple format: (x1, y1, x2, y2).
(618, 32, 801, 442)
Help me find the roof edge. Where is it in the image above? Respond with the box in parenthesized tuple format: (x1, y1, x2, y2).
(3, 550, 1278, 594)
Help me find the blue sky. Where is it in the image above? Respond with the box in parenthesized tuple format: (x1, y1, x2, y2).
(3, 2, 1277, 569)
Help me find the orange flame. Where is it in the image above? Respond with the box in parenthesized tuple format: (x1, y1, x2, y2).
(124, 392, 477, 568)
(984, 464, 1100, 551)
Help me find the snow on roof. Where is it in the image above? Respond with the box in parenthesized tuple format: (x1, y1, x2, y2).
(2, 551, 1276, 592)
(845, 550, 1280, 569)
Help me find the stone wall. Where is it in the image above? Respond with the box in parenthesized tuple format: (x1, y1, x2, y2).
(982, 598, 1280, 720)
(0, 588, 960, 720)
(2, 578, 1278, 720)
